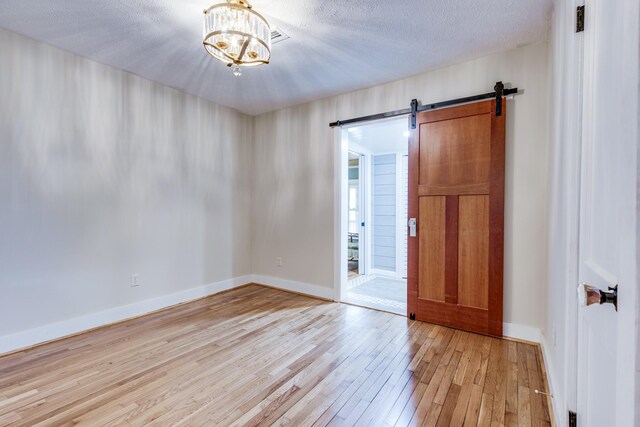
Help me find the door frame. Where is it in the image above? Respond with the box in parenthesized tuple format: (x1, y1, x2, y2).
(555, 0, 585, 420)
(560, 0, 639, 424)
(394, 153, 407, 279)
(617, 5, 640, 420)
(347, 149, 369, 277)
(333, 118, 410, 302)
(575, 1, 639, 425)
(357, 152, 369, 276)
(334, 126, 349, 302)
(368, 151, 408, 280)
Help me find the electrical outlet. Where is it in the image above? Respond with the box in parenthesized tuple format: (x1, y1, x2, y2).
(277, 257, 283, 267)
(131, 274, 140, 287)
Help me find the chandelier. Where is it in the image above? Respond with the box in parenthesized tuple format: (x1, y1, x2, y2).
(203, 0, 271, 77)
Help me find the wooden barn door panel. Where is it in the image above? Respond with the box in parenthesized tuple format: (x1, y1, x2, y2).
(457, 195, 490, 310)
(407, 100, 504, 337)
(418, 196, 446, 302)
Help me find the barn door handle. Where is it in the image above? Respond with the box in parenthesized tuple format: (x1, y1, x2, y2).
(578, 284, 618, 311)
(408, 218, 417, 237)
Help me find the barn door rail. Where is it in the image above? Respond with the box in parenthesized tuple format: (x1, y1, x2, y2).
(328, 81, 518, 128)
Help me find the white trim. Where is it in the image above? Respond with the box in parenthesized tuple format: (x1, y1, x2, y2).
(616, 2, 639, 426)
(346, 147, 372, 278)
(362, 153, 373, 275)
(251, 275, 335, 300)
(545, 2, 586, 422)
(394, 153, 405, 277)
(0, 275, 252, 355)
(3, 270, 554, 394)
(356, 153, 366, 275)
(1, 275, 336, 356)
(502, 322, 542, 343)
(334, 127, 349, 302)
(541, 335, 563, 427)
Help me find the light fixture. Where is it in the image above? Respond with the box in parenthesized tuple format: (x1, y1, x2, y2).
(203, 0, 271, 76)
(403, 131, 411, 137)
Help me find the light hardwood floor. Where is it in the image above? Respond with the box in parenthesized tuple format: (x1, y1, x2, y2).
(0, 285, 552, 426)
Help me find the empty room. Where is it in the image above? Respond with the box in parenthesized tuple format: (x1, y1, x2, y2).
(0, 1, 638, 426)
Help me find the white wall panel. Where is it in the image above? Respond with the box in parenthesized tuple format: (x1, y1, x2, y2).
(0, 29, 253, 338)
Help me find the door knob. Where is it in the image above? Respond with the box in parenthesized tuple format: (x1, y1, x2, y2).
(408, 218, 417, 237)
(578, 284, 618, 311)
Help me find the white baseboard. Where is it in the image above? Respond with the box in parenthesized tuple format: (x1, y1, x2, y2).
(2, 274, 549, 375)
(0, 275, 252, 355)
(252, 278, 545, 346)
(540, 335, 563, 427)
(250, 275, 335, 301)
(503, 322, 542, 343)
(252, 276, 544, 344)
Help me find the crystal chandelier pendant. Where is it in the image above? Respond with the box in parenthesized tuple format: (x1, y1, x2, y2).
(203, 0, 271, 71)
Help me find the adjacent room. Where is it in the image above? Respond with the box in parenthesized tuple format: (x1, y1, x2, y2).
(0, 1, 638, 426)
(342, 118, 409, 315)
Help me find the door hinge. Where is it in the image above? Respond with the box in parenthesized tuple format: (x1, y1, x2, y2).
(569, 411, 577, 427)
(409, 313, 416, 320)
(576, 6, 585, 32)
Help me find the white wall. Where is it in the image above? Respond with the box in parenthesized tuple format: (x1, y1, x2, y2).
(0, 29, 253, 345)
(0, 30, 552, 352)
(252, 42, 550, 333)
(371, 154, 398, 273)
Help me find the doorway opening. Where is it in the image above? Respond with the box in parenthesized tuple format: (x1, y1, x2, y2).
(339, 117, 409, 315)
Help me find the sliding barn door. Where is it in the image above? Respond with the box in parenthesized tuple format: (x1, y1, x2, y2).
(407, 100, 505, 336)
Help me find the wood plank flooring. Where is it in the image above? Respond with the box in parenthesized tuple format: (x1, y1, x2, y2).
(0, 285, 553, 426)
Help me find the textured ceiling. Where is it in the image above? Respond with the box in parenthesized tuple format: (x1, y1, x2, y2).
(0, 0, 552, 115)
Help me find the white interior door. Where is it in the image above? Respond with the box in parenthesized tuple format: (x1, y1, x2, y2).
(576, 0, 638, 425)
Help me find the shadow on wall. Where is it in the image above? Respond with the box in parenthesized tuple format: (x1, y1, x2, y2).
(251, 103, 335, 287)
(0, 29, 252, 337)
